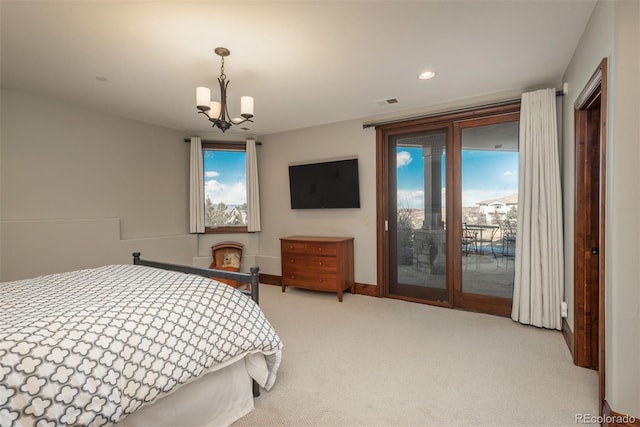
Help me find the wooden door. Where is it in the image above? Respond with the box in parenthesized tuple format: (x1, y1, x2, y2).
(573, 59, 607, 406)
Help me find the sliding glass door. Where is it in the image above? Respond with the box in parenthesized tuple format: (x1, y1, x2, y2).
(388, 128, 449, 303)
(378, 105, 520, 317)
(454, 118, 519, 316)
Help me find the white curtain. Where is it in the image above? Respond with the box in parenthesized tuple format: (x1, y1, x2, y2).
(512, 88, 564, 330)
(246, 138, 261, 232)
(189, 136, 205, 233)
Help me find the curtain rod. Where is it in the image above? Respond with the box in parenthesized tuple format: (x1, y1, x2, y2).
(362, 90, 564, 129)
(184, 138, 261, 145)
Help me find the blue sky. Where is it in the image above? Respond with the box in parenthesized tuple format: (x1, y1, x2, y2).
(203, 150, 247, 206)
(397, 147, 519, 208)
(203, 147, 518, 208)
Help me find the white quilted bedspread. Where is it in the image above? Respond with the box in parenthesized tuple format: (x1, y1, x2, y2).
(0, 264, 283, 427)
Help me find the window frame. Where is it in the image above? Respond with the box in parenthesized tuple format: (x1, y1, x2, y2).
(202, 141, 248, 234)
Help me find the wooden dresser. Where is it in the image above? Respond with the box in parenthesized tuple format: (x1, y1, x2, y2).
(280, 235, 355, 302)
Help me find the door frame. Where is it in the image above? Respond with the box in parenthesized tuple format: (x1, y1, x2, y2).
(573, 58, 607, 404)
(376, 119, 454, 307)
(386, 127, 452, 304)
(375, 102, 520, 314)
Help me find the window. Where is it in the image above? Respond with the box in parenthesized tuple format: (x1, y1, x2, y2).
(203, 142, 248, 233)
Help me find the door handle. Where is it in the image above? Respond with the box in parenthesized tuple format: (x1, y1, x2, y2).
(591, 247, 599, 255)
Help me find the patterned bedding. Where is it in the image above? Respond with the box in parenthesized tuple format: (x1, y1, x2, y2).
(0, 264, 283, 427)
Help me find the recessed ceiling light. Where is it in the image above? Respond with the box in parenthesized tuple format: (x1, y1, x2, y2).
(418, 70, 437, 80)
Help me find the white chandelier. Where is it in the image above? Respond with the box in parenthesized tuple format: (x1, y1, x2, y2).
(196, 47, 254, 132)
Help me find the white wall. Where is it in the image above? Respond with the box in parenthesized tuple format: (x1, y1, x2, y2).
(0, 89, 195, 281)
(606, 0, 639, 416)
(256, 120, 378, 285)
(0, 88, 380, 286)
(562, 0, 639, 417)
(562, 0, 614, 334)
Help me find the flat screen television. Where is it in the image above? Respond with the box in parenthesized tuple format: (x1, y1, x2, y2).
(288, 158, 361, 209)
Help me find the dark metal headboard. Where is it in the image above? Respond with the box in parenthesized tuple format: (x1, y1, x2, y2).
(132, 252, 259, 304)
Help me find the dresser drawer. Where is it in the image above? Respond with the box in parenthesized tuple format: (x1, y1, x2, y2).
(282, 271, 337, 291)
(305, 242, 337, 256)
(281, 240, 307, 254)
(281, 241, 338, 256)
(282, 254, 337, 273)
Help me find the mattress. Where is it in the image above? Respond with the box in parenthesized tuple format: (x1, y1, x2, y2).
(117, 356, 255, 427)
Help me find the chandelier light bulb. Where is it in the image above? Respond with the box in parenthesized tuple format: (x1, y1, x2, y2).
(196, 87, 211, 110)
(241, 96, 254, 118)
(208, 101, 221, 119)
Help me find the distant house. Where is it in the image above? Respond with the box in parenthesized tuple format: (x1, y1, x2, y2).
(476, 193, 518, 222)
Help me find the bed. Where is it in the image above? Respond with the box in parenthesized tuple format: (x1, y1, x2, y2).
(0, 252, 283, 427)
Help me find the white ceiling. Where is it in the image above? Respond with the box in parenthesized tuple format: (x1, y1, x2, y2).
(0, 1, 597, 140)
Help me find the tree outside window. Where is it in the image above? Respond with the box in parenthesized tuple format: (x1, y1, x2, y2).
(203, 143, 248, 233)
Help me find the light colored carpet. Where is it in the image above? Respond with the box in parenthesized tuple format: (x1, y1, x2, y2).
(235, 285, 598, 427)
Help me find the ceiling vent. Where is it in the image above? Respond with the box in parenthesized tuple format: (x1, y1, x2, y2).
(376, 98, 399, 106)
